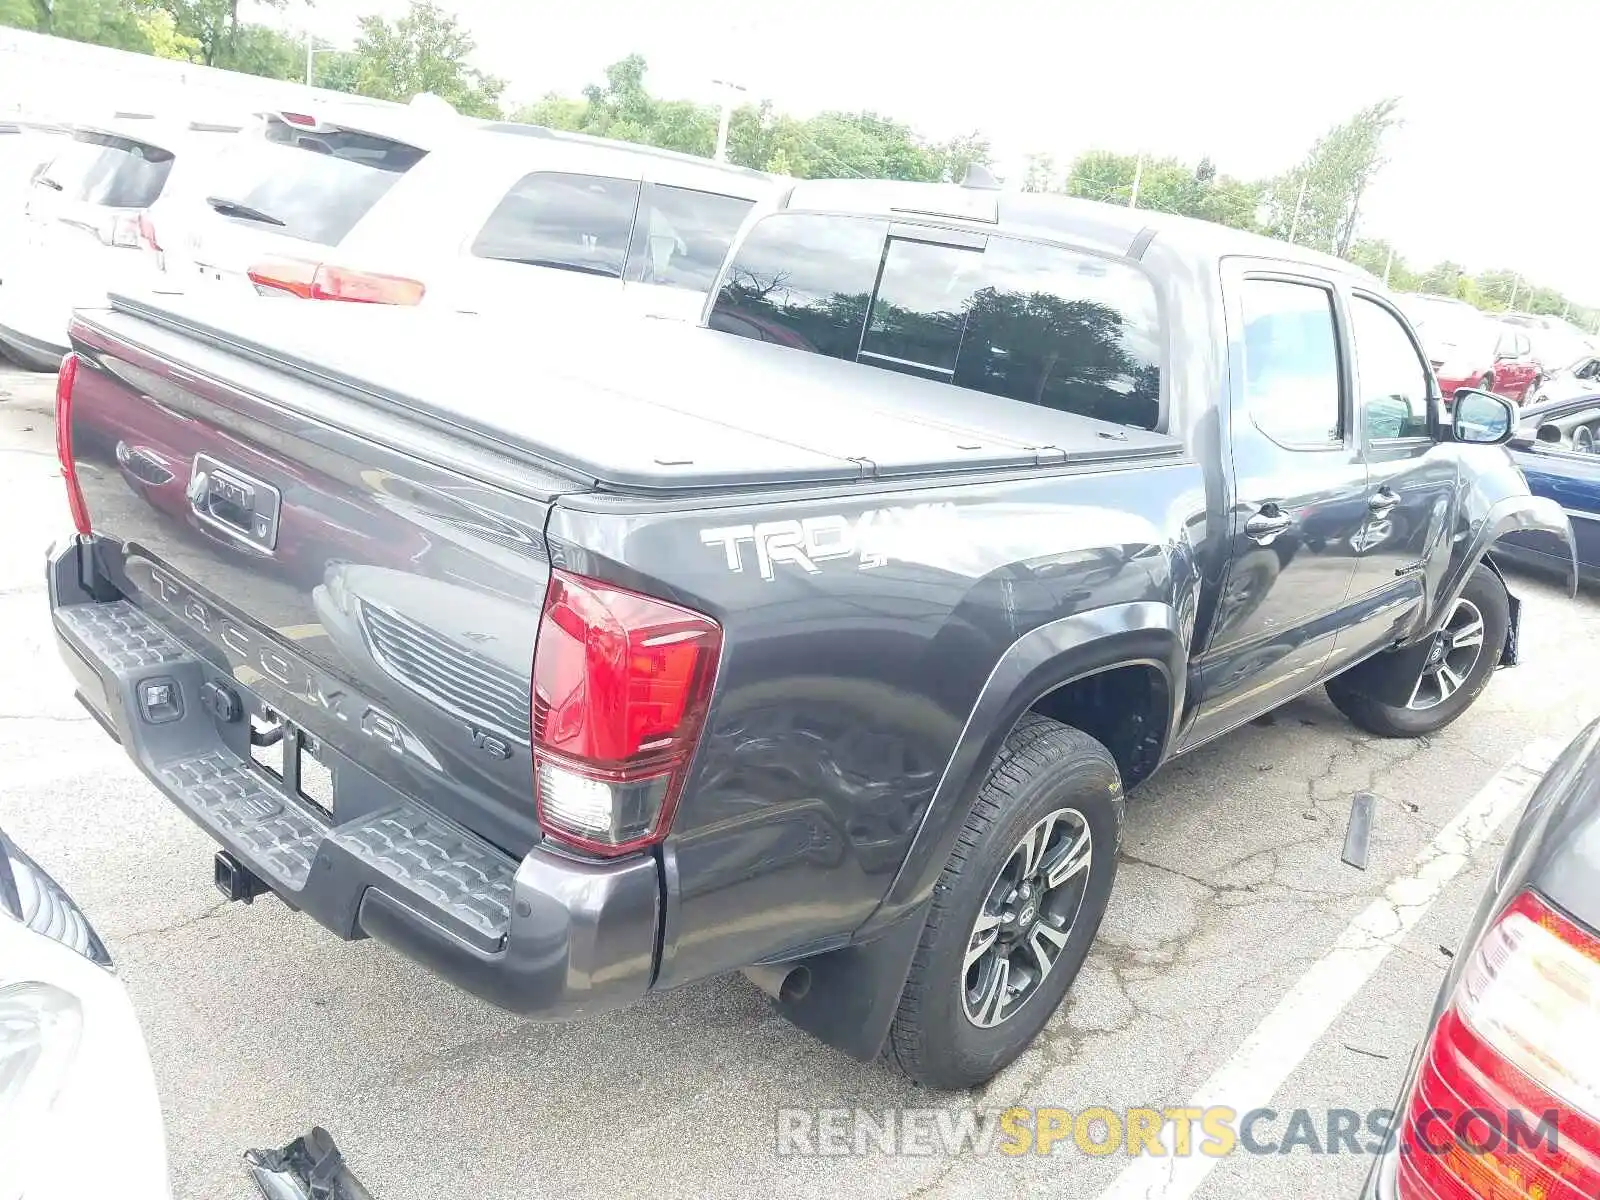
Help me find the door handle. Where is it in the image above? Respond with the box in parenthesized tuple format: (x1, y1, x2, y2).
(1368, 489, 1400, 514)
(1244, 507, 1293, 545)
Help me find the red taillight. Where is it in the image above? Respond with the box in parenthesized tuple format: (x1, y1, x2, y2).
(530, 571, 722, 857)
(280, 111, 317, 127)
(54, 353, 91, 537)
(1397, 890, 1600, 1200)
(246, 259, 425, 306)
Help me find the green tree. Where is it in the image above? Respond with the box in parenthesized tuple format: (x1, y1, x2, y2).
(346, 1, 505, 118)
(1056, 150, 1259, 231)
(1260, 98, 1400, 252)
(1021, 153, 1058, 193)
(1347, 238, 1419, 290)
(1416, 261, 1468, 299)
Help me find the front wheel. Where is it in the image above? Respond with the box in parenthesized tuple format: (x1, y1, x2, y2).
(884, 714, 1122, 1090)
(1325, 562, 1509, 737)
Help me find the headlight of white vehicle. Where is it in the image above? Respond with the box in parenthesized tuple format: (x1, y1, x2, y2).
(0, 983, 84, 1200)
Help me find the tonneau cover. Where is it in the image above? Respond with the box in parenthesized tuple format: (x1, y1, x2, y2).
(96, 292, 1181, 492)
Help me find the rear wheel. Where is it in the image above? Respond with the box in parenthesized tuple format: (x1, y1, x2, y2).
(884, 714, 1121, 1090)
(1479, 372, 1497, 395)
(1325, 562, 1508, 738)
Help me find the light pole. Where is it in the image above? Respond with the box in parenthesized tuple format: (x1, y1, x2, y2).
(305, 36, 341, 87)
(1128, 153, 1144, 208)
(712, 78, 746, 163)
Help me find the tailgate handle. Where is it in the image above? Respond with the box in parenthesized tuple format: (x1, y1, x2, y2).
(186, 456, 282, 550)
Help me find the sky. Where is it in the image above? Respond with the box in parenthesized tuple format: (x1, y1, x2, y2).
(282, 0, 1596, 304)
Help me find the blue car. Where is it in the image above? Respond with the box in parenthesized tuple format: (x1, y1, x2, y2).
(1492, 392, 1600, 584)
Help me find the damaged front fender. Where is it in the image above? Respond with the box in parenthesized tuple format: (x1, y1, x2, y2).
(1410, 453, 1577, 645)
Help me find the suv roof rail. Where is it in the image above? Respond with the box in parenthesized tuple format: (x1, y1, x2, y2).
(478, 121, 775, 180)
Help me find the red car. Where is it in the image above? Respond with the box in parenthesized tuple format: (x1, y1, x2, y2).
(1396, 295, 1543, 405)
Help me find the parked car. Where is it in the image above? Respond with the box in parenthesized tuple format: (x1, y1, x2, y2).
(0, 825, 169, 1200)
(1529, 351, 1600, 406)
(1396, 294, 1543, 405)
(0, 115, 241, 371)
(162, 106, 782, 324)
(1361, 716, 1600, 1200)
(48, 179, 1572, 1089)
(1492, 393, 1600, 584)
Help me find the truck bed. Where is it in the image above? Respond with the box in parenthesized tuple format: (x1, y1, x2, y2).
(96, 292, 1182, 494)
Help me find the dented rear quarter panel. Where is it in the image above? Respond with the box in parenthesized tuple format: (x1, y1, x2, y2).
(547, 464, 1204, 985)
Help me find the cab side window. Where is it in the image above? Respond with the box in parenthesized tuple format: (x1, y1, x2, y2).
(1239, 279, 1343, 447)
(1350, 295, 1432, 440)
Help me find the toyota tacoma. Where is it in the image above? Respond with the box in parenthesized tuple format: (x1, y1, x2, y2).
(48, 178, 1574, 1089)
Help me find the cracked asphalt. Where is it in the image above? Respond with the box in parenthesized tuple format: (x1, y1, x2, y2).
(3, 362, 1599, 1200)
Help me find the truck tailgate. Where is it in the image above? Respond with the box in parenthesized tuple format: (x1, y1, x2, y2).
(64, 309, 573, 856)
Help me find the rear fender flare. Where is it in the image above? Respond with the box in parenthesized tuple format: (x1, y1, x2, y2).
(773, 602, 1185, 1063)
(862, 601, 1186, 938)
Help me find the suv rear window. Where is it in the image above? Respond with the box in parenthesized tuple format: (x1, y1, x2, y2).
(195, 120, 427, 246)
(710, 214, 1163, 429)
(40, 130, 174, 208)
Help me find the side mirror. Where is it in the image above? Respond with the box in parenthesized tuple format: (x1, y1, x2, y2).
(1450, 388, 1517, 445)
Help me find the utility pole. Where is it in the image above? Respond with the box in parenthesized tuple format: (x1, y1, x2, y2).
(1507, 274, 1522, 311)
(306, 32, 315, 86)
(1287, 175, 1309, 244)
(1128, 153, 1144, 208)
(712, 78, 746, 163)
(1383, 245, 1395, 287)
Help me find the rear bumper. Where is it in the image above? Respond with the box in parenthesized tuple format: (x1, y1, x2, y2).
(0, 322, 68, 371)
(47, 538, 659, 1019)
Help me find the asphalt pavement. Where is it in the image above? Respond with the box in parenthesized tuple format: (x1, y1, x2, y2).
(2, 362, 1597, 1200)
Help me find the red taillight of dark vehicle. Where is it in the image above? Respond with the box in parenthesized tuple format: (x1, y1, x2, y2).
(1395, 890, 1600, 1200)
(54, 352, 91, 537)
(530, 571, 722, 857)
(246, 258, 424, 306)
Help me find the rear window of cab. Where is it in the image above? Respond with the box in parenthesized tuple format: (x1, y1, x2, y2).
(708, 212, 1163, 430)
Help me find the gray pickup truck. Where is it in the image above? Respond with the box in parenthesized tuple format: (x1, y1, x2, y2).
(48, 177, 1574, 1088)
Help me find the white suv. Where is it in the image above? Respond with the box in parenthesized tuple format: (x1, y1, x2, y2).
(164, 108, 783, 324)
(0, 116, 241, 370)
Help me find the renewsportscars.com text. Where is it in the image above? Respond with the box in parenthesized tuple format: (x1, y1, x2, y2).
(774, 1105, 1559, 1158)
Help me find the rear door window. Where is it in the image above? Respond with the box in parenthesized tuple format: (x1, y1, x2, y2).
(472, 172, 641, 278)
(1238, 279, 1344, 447)
(196, 126, 426, 246)
(710, 215, 1164, 429)
(624, 183, 754, 292)
(43, 131, 174, 207)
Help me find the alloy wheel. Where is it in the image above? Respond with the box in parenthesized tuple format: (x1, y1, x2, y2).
(962, 807, 1093, 1028)
(1406, 598, 1487, 710)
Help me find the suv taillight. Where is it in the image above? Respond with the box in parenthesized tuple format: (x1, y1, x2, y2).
(530, 571, 722, 857)
(1397, 890, 1600, 1199)
(54, 353, 91, 536)
(246, 258, 424, 305)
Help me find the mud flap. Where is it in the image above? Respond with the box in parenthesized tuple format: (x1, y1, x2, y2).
(769, 900, 930, 1062)
(1501, 590, 1522, 668)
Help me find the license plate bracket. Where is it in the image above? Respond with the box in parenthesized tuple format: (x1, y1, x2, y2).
(248, 709, 334, 818)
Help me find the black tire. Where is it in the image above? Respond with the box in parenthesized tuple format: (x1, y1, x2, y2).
(884, 714, 1122, 1090)
(1480, 372, 1496, 395)
(1325, 562, 1509, 738)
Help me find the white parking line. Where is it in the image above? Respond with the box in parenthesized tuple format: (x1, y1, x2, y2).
(1094, 737, 1562, 1200)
